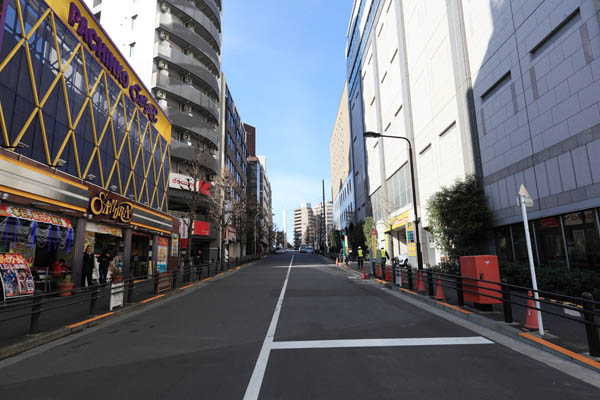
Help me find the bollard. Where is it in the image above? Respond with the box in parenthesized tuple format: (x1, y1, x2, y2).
(171, 269, 178, 290)
(501, 281, 513, 323)
(127, 278, 135, 303)
(29, 295, 42, 335)
(426, 270, 434, 297)
(90, 285, 99, 315)
(407, 267, 413, 290)
(153, 272, 159, 295)
(582, 292, 600, 357)
(455, 275, 464, 307)
(391, 263, 396, 285)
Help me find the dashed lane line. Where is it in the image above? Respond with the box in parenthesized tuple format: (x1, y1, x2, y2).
(270, 337, 493, 350)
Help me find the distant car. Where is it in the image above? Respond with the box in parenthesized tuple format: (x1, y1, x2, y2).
(394, 254, 409, 266)
(300, 245, 306, 253)
(305, 246, 313, 254)
(275, 246, 286, 254)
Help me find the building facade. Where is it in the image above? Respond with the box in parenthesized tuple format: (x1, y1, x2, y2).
(0, 0, 176, 291)
(344, 0, 600, 271)
(313, 201, 333, 250)
(293, 203, 315, 248)
(220, 77, 248, 259)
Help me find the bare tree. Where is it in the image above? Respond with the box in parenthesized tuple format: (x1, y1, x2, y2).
(206, 169, 247, 261)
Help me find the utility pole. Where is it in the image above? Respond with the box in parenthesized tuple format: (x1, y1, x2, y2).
(322, 179, 326, 254)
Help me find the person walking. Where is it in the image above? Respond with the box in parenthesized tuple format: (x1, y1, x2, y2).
(82, 245, 95, 288)
(380, 247, 389, 279)
(97, 249, 113, 285)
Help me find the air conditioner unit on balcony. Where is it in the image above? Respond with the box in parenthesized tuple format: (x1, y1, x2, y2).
(181, 133, 190, 141)
(160, 2, 170, 13)
(158, 60, 168, 70)
(156, 90, 166, 100)
(183, 75, 192, 84)
(183, 47, 192, 55)
(159, 31, 169, 41)
(185, 21, 193, 29)
(182, 104, 192, 115)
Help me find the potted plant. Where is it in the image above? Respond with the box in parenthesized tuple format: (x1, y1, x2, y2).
(57, 274, 74, 297)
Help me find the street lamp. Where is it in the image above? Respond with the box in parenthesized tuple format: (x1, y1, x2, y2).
(364, 131, 423, 270)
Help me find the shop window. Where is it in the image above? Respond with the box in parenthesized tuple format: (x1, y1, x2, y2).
(494, 225, 513, 262)
(562, 210, 600, 270)
(511, 222, 538, 265)
(534, 217, 566, 266)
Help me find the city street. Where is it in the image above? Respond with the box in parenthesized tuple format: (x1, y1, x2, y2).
(0, 254, 598, 399)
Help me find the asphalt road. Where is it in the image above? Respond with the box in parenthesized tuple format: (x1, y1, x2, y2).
(0, 254, 598, 399)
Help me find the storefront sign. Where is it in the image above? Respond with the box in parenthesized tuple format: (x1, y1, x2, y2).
(193, 221, 210, 236)
(0, 205, 72, 229)
(157, 237, 168, 273)
(169, 173, 211, 195)
(109, 282, 124, 310)
(0, 253, 34, 298)
(371, 230, 377, 261)
(564, 210, 594, 226)
(171, 233, 179, 257)
(391, 211, 410, 230)
(86, 222, 122, 237)
(408, 243, 417, 257)
(89, 192, 134, 223)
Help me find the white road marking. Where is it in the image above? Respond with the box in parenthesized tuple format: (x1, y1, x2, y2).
(243, 256, 294, 400)
(271, 337, 493, 350)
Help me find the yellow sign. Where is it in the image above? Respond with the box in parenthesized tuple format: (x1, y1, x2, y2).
(89, 192, 134, 223)
(391, 211, 410, 230)
(45, 0, 171, 142)
(408, 243, 417, 257)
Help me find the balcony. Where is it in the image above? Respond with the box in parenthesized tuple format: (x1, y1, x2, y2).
(158, 14, 220, 75)
(168, 108, 220, 147)
(162, 2, 221, 53)
(153, 72, 219, 123)
(155, 44, 219, 99)
(170, 139, 218, 171)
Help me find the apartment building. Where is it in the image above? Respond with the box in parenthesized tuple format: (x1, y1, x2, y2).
(293, 204, 316, 248)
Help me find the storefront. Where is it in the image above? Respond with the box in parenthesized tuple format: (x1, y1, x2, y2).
(495, 208, 600, 270)
(0, 0, 175, 294)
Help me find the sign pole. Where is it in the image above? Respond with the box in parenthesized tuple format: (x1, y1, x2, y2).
(519, 192, 544, 336)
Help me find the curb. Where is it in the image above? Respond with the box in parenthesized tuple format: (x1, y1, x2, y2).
(328, 259, 600, 374)
(0, 258, 262, 361)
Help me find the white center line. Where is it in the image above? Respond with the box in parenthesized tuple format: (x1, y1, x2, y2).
(243, 255, 294, 400)
(271, 337, 493, 350)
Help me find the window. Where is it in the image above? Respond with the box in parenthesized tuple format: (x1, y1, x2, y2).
(94, 11, 101, 21)
(129, 42, 136, 57)
(131, 15, 137, 30)
(562, 210, 599, 270)
(534, 217, 566, 265)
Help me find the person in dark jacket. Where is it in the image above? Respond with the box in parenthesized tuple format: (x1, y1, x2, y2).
(97, 249, 113, 285)
(82, 245, 95, 287)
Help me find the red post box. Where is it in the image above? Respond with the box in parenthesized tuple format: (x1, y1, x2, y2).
(459, 255, 502, 306)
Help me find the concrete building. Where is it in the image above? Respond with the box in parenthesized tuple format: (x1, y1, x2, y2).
(86, 0, 222, 260)
(313, 201, 334, 250)
(219, 76, 249, 259)
(330, 83, 355, 230)
(344, 0, 600, 270)
(293, 203, 316, 248)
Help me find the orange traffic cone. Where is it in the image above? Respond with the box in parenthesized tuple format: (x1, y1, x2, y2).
(377, 263, 382, 277)
(385, 264, 391, 281)
(362, 264, 367, 279)
(336, 258, 339, 266)
(524, 290, 539, 331)
(417, 270, 425, 291)
(434, 274, 446, 300)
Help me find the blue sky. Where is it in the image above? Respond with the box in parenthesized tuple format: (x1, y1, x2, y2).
(222, 1, 352, 241)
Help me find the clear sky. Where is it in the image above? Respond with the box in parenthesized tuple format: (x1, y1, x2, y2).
(222, 1, 352, 242)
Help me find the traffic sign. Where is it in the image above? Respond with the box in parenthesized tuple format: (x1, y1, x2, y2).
(518, 184, 534, 208)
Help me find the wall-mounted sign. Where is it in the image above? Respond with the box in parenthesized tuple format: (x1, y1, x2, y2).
(86, 222, 123, 237)
(169, 173, 211, 195)
(171, 233, 179, 257)
(157, 237, 168, 273)
(0, 205, 72, 229)
(89, 192, 134, 223)
(193, 221, 210, 236)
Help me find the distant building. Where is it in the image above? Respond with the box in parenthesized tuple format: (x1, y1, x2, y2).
(293, 203, 316, 247)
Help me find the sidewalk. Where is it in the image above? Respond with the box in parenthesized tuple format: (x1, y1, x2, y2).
(329, 257, 595, 356)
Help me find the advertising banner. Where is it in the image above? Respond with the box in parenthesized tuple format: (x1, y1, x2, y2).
(157, 237, 168, 273)
(0, 253, 35, 299)
(109, 282, 124, 310)
(171, 233, 179, 257)
(169, 173, 211, 195)
(371, 230, 377, 262)
(86, 222, 122, 237)
(0, 204, 72, 229)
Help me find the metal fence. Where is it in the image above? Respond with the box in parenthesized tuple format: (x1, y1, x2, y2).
(0, 255, 262, 340)
(330, 254, 600, 357)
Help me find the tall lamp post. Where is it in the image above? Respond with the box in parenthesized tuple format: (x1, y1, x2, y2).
(364, 131, 423, 270)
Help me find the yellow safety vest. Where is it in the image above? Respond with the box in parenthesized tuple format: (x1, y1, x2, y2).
(357, 249, 363, 257)
(381, 249, 386, 258)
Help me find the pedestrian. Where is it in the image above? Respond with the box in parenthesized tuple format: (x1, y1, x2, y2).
(194, 248, 203, 265)
(51, 258, 68, 279)
(82, 245, 95, 288)
(97, 249, 113, 285)
(380, 247, 389, 278)
(357, 246, 364, 271)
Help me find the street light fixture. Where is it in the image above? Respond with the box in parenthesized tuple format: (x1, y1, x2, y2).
(364, 131, 423, 270)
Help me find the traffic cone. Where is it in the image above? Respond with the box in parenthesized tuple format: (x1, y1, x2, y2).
(434, 274, 446, 300)
(336, 257, 338, 266)
(362, 264, 367, 279)
(377, 263, 382, 278)
(524, 290, 539, 331)
(385, 264, 391, 281)
(417, 270, 425, 291)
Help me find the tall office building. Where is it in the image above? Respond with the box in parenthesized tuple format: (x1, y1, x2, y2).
(293, 203, 316, 248)
(344, 0, 600, 270)
(330, 83, 355, 230)
(86, 0, 222, 260)
(313, 201, 334, 250)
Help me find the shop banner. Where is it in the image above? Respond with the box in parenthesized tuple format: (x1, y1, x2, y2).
(0, 253, 34, 298)
(408, 243, 417, 257)
(86, 222, 122, 237)
(169, 173, 211, 195)
(193, 221, 210, 236)
(109, 282, 124, 310)
(171, 233, 179, 257)
(157, 237, 168, 273)
(0, 204, 72, 229)
(371, 230, 377, 262)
